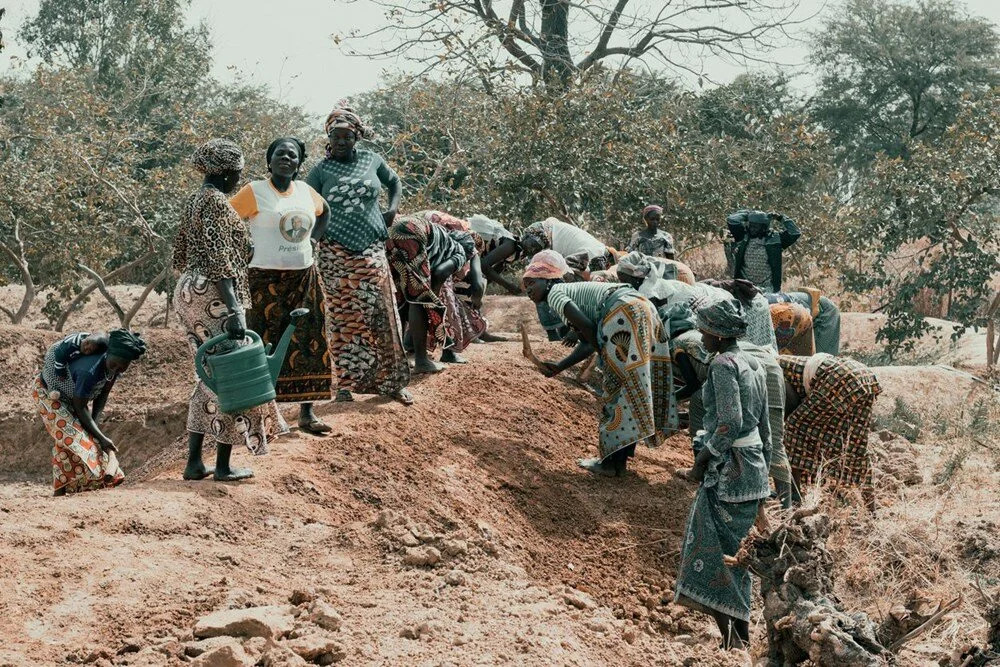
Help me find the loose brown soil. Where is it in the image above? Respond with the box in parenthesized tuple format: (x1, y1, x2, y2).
(1, 293, 998, 666)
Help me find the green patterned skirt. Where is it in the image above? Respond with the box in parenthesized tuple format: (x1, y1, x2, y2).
(675, 487, 759, 621)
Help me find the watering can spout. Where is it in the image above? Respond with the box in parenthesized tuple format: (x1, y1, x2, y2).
(267, 308, 309, 385)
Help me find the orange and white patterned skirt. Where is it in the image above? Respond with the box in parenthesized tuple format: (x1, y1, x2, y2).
(33, 376, 124, 494)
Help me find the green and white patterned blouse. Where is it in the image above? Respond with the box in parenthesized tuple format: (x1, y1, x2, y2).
(305, 149, 399, 253)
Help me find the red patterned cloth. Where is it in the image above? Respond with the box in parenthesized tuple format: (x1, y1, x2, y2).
(34, 376, 124, 494)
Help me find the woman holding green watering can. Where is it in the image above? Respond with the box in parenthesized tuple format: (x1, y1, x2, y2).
(172, 139, 288, 482)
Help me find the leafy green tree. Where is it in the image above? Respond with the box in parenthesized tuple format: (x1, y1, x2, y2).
(20, 0, 211, 96)
(810, 0, 1000, 168)
(358, 72, 836, 268)
(1, 0, 310, 329)
(842, 89, 1000, 360)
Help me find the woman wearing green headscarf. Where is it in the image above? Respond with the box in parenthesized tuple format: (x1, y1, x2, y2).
(674, 298, 770, 650)
(35, 329, 147, 495)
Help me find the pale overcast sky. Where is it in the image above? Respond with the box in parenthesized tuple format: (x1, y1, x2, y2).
(4, 0, 1000, 120)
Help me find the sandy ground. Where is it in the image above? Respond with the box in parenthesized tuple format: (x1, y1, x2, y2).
(0, 334, 751, 667)
(1, 291, 999, 666)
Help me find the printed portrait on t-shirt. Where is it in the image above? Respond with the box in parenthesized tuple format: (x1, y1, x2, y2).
(279, 210, 313, 243)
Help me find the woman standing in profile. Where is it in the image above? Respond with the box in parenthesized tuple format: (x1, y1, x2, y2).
(305, 104, 412, 405)
(230, 137, 333, 434)
(172, 138, 287, 482)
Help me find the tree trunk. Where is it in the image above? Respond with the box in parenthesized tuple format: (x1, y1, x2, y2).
(539, 0, 573, 85)
(0, 214, 36, 325)
(54, 249, 157, 331)
(122, 265, 168, 329)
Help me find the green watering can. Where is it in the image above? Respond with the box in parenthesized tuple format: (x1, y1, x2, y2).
(195, 308, 309, 414)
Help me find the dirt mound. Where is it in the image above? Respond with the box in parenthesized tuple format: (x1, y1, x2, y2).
(871, 364, 990, 421)
(3, 298, 996, 665)
(0, 336, 748, 665)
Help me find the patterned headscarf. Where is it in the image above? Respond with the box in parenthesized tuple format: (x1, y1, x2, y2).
(642, 204, 664, 218)
(324, 101, 370, 139)
(191, 139, 245, 175)
(695, 298, 748, 339)
(107, 329, 147, 361)
(522, 249, 571, 284)
(616, 251, 653, 279)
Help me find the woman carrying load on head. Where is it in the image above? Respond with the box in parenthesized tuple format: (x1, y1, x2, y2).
(305, 103, 412, 406)
(522, 250, 678, 478)
(36, 329, 147, 495)
(172, 138, 288, 483)
(780, 353, 881, 505)
(674, 298, 771, 650)
(386, 214, 483, 372)
(230, 137, 333, 435)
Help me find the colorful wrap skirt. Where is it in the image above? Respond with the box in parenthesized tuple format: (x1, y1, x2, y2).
(246, 265, 332, 402)
(675, 487, 759, 621)
(34, 376, 124, 494)
(174, 273, 288, 454)
(440, 279, 487, 352)
(386, 217, 467, 352)
(769, 301, 814, 356)
(597, 291, 679, 461)
(315, 239, 410, 395)
(779, 355, 881, 488)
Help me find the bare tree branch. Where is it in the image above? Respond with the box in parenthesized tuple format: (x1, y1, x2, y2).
(123, 264, 168, 329)
(0, 211, 36, 325)
(335, 0, 803, 86)
(76, 262, 127, 326)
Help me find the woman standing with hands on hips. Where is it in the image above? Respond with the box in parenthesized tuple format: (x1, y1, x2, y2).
(306, 103, 413, 405)
(230, 137, 333, 434)
(172, 138, 288, 482)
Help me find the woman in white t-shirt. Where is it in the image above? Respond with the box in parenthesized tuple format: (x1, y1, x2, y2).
(231, 137, 333, 434)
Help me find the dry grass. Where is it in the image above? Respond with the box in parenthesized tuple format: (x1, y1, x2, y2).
(809, 399, 1000, 663)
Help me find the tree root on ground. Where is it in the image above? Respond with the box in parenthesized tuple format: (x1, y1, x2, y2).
(729, 506, 960, 666)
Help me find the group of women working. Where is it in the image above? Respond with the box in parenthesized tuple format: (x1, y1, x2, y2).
(33, 103, 882, 652)
(170, 105, 492, 482)
(514, 207, 881, 649)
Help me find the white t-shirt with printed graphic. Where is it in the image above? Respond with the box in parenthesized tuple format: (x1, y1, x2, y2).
(230, 180, 325, 270)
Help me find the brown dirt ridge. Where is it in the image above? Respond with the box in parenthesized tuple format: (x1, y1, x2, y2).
(0, 293, 997, 666)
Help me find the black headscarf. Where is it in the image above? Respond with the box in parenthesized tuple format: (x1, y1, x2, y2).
(107, 329, 147, 361)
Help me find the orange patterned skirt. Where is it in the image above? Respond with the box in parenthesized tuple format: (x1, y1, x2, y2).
(34, 376, 124, 494)
(769, 302, 815, 356)
(316, 239, 410, 395)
